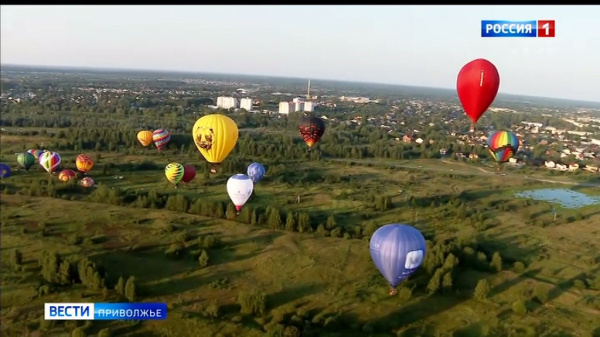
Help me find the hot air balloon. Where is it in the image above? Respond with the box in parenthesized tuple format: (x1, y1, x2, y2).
(17, 152, 36, 172)
(370, 224, 427, 296)
(456, 58, 500, 129)
(226, 174, 253, 215)
(28, 149, 44, 160)
(165, 162, 185, 188)
(76, 154, 94, 174)
(247, 162, 265, 183)
(137, 130, 154, 147)
(81, 177, 96, 188)
(182, 165, 196, 185)
(299, 113, 325, 149)
(152, 129, 171, 151)
(0, 163, 11, 178)
(192, 114, 239, 173)
(58, 169, 77, 183)
(39, 151, 61, 174)
(488, 130, 519, 170)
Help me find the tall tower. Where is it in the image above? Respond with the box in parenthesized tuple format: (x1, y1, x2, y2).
(306, 79, 311, 101)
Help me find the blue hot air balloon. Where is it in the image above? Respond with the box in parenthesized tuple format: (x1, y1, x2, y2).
(247, 162, 265, 183)
(0, 163, 11, 178)
(369, 224, 426, 295)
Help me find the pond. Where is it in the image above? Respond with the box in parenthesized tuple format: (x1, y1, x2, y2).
(514, 188, 600, 209)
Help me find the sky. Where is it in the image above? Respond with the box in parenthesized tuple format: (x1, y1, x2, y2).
(1, 5, 599, 102)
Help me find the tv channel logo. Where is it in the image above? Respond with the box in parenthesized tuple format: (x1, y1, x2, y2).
(481, 20, 555, 38)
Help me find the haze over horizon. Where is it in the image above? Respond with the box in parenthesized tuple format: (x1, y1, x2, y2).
(2, 5, 599, 102)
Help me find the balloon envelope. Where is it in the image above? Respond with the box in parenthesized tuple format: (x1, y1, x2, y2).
(192, 114, 239, 171)
(17, 152, 36, 171)
(165, 162, 185, 185)
(137, 130, 154, 147)
(28, 149, 44, 159)
(58, 169, 77, 182)
(81, 177, 96, 188)
(76, 154, 94, 173)
(488, 130, 519, 152)
(39, 151, 61, 173)
(226, 174, 253, 212)
(299, 114, 326, 148)
(247, 162, 265, 183)
(0, 163, 11, 178)
(369, 224, 427, 288)
(182, 165, 196, 183)
(152, 129, 171, 151)
(456, 58, 500, 125)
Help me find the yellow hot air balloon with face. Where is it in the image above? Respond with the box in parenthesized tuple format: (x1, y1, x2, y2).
(137, 130, 153, 147)
(192, 114, 239, 173)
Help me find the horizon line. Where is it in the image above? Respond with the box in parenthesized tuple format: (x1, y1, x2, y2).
(2, 63, 599, 105)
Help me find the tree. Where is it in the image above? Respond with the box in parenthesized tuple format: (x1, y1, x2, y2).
(490, 252, 503, 272)
(511, 299, 527, 315)
(297, 213, 311, 233)
(268, 208, 283, 230)
(125, 276, 136, 302)
(98, 328, 111, 337)
(10, 249, 22, 267)
(442, 272, 453, 292)
(427, 269, 443, 295)
(225, 203, 237, 220)
(325, 215, 337, 230)
(198, 250, 209, 268)
(474, 279, 490, 300)
(72, 327, 86, 337)
(285, 212, 296, 231)
(115, 276, 125, 295)
(533, 284, 548, 304)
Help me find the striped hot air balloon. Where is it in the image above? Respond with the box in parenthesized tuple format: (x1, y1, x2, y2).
(28, 149, 44, 160)
(76, 154, 94, 174)
(165, 162, 184, 188)
(153, 129, 171, 151)
(487, 130, 519, 170)
(39, 151, 61, 174)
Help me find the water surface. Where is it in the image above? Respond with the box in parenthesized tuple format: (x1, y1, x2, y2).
(514, 188, 600, 209)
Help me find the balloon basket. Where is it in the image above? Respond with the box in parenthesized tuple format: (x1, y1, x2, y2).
(389, 288, 397, 296)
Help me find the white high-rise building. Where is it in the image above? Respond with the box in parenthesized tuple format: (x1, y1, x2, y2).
(216, 96, 239, 109)
(278, 102, 293, 115)
(304, 101, 315, 112)
(240, 98, 253, 111)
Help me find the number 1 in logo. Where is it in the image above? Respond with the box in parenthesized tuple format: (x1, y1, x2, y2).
(538, 20, 555, 38)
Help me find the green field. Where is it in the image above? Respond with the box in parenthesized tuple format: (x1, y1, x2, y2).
(1, 131, 600, 337)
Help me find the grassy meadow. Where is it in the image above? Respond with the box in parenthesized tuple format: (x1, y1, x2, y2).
(1, 131, 600, 337)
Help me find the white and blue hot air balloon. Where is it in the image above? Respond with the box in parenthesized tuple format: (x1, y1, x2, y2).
(369, 223, 427, 295)
(246, 162, 265, 184)
(226, 174, 254, 214)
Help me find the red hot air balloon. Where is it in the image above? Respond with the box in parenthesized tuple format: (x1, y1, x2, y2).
(182, 165, 196, 185)
(456, 58, 500, 128)
(299, 113, 326, 149)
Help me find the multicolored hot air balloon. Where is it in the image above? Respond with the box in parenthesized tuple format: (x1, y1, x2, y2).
(457, 59, 500, 129)
(192, 114, 239, 173)
(487, 130, 520, 170)
(182, 165, 196, 185)
(299, 113, 325, 149)
(370, 224, 427, 296)
(28, 149, 44, 160)
(39, 151, 61, 174)
(247, 162, 265, 183)
(76, 154, 94, 174)
(58, 169, 77, 183)
(165, 162, 185, 188)
(0, 163, 11, 178)
(17, 152, 36, 172)
(137, 130, 154, 147)
(152, 129, 171, 151)
(81, 177, 96, 188)
(226, 174, 253, 215)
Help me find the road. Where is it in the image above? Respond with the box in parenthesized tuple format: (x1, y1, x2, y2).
(325, 158, 600, 188)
